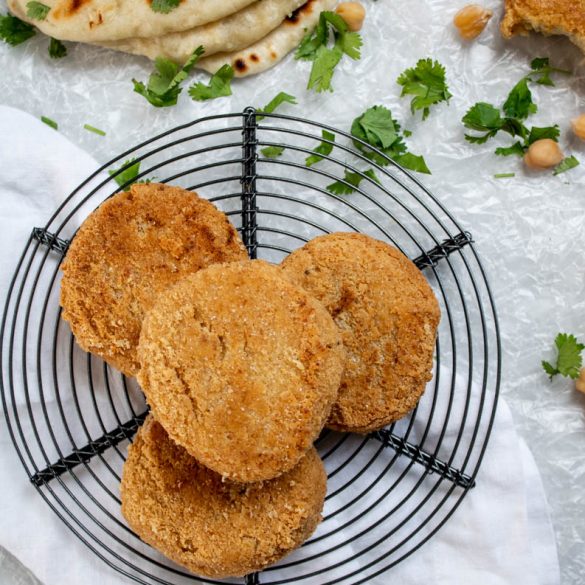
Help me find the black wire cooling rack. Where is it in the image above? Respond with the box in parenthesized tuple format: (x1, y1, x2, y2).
(1, 108, 501, 585)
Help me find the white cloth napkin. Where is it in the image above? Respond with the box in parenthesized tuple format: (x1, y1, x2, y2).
(0, 106, 560, 585)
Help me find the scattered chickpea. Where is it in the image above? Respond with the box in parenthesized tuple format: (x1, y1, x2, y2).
(336, 2, 366, 32)
(576, 368, 585, 394)
(453, 4, 493, 40)
(523, 139, 564, 170)
(571, 114, 585, 140)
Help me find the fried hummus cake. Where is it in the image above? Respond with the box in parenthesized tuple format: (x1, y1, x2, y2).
(137, 260, 345, 482)
(281, 233, 441, 433)
(121, 416, 327, 578)
(60, 183, 247, 377)
(501, 0, 585, 53)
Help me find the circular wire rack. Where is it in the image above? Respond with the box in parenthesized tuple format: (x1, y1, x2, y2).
(1, 109, 501, 585)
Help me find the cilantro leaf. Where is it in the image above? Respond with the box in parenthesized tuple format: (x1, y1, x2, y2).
(503, 78, 537, 120)
(150, 0, 180, 13)
(542, 333, 585, 380)
(306, 130, 335, 167)
(495, 142, 525, 157)
(133, 46, 204, 108)
(189, 64, 234, 101)
(462, 102, 504, 143)
(41, 116, 57, 130)
(48, 37, 67, 59)
(257, 92, 297, 121)
(397, 58, 452, 120)
(295, 10, 362, 93)
(528, 125, 560, 145)
(260, 145, 285, 158)
(109, 159, 141, 190)
(350, 106, 430, 174)
(553, 155, 579, 176)
(0, 13, 36, 46)
(529, 57, 571, 87)
(26, 1, 50, 20)
(327, 168, 380, 195)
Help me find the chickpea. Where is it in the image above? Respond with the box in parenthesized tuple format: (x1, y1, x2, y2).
(523, 139, 564, 170)
(453, 4, 493, 40)
(571, 114, 585, 140)
(336, 2, 366, 32)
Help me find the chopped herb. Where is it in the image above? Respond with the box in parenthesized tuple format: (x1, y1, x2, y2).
(26, 1, 50, 20)
(189, 64, 233, 101)
(0, 13, 36, 46)
(48, 37, 67, 59)
(108, 159, 141, 190)
(327, 168, 380, 195)
(351, 105, 430, 174)
(257, 92, 297, 121)
(305, 130, 335, 167)
(397, 58, 452, 120)
(542, 333, 585, 380)
(133, 46, 204, 108)
(403, 129, 412, 137)
(553, 155, 579, 176)
(260, 145, 285, 158)
(150, 0, 180, 14)
(41, 116, 57, 130)
(462, 58, 569, 163)
(494, 172, 515, 179)
(529, 57, 571, 87)
(295, 11, 362, 93)
(83, 124, 106, 136)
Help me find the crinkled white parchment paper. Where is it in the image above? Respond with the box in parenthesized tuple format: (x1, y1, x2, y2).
(0, 0, 584, 582)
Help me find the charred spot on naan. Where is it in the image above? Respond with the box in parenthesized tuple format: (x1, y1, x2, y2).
(234, 58, 248, 73)
(250, 53, 259, 62)
(52, 0, 91, 19)
(285, 0, 315, 25)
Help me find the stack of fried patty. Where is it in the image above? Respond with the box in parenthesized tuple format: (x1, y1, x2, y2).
(8, 0, 336, 76)
(59, 182, 440, 577)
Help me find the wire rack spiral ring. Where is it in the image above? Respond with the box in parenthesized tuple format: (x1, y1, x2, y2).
(1, 109, 501, 585)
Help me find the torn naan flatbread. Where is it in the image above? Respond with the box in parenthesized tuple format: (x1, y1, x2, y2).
(96, 0, 306, 62)
(7, 0, 258, 42)
(197, 0, 337, 77)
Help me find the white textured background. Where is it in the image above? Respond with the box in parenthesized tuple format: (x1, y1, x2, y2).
(0, 0, 584, 582)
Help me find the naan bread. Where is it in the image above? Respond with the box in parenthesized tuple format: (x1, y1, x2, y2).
(7, 0, 258, 42)
(197, 0, 337, 77)
(501, 0, 585, 53)
(96, 0, 306, 62)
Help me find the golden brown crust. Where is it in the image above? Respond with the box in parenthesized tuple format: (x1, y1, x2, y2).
(280, 233, 440, 433)
(59, 183, 247, 377)
(501, 0, 585, 52)
(137, 260, 345, 482)
(121, 416, 326, 578)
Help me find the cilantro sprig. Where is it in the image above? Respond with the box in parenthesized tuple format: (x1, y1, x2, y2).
(189, 64, 234, 101)
(260, 145, 285, 158)
(397, 58, 452, 120)
(295, 11, 362, 93)
(0, 13, 36, 46)
(257, 92, 297, 121)
(462, 58, 573, 169)
(306, 130, 335, 167)
(108, 159, 154, 190)
(542, 333, 585, 380)
(133, 46, 204, 108)
(351, 106, 430, 174)
(327, 168, 380, 195)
